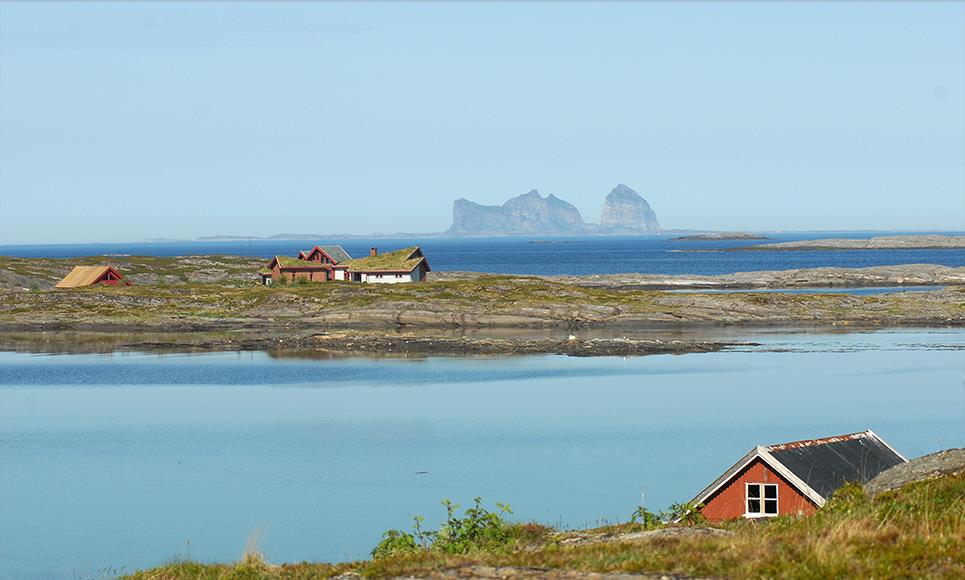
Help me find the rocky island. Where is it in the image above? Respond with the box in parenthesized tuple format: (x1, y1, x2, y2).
(734, 235, 965, 251)
(448, 184, 660, 235)
(1, 256, 963, 356)
(672, 232, 770, 241)
(599, 184, 660, 232)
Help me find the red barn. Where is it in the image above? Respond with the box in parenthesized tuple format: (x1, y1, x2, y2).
(690, 430, 906, 522)
(55, 265, 130, 288)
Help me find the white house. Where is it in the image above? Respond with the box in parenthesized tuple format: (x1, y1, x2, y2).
(344, 247, 430, 283)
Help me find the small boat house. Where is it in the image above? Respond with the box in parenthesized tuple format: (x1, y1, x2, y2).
(55, 265, 131, 288)
(689, 430, 906, 521)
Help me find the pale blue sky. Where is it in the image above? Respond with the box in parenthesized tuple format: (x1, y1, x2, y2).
(1, 1, 963, 243)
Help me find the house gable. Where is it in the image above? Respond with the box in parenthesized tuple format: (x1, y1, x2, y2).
(690, 430, 907, 522)
(304, 245, 352, 264)
(700, 457, 817, 522)
(56, 266, 129, 288)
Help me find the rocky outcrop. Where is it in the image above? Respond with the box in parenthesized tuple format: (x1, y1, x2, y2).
(737, 235, 965, 251)
(448, 190, 588, 235)
(600, 184, 660, 232)
(864, 449, 965, 497)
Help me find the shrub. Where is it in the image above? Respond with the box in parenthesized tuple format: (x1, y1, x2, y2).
(662, 501, 706, 525)
(371, 529, 419, 559)
(629, 506, 662, 529)
(371, 497, 534, 558)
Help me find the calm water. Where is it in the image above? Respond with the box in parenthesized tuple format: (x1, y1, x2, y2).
(1, 231, 963, 276)
(1, 329, 963, 579)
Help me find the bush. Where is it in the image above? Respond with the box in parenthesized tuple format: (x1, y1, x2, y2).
(629, 506, 662, 529)
(663, 501, 706, 525)
(371, 497, 539, 558)
(371, 529, 419, 559)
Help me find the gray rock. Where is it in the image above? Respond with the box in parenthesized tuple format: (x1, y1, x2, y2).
(600, 184, 660, 232)
(863, 448, 965, 497)
(393, 566, 696, 579)
(448, 190, 588, 235)
(559, 526, 733, 547)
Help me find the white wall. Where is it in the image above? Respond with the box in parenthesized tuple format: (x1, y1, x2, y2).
(357, 270, 419, 284)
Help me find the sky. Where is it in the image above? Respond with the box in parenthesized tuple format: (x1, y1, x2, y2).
(1, 1, 963, 244)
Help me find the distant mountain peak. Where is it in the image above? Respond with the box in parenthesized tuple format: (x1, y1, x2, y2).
(448, 183, 660, 235)
(601, 184, 660, 232)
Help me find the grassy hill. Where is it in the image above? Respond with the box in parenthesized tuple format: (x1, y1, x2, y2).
(121, 471, 964, 579)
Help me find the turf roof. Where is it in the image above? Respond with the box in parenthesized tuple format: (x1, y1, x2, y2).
(344, 247, 425, 272)
(273, 256, 330, 269)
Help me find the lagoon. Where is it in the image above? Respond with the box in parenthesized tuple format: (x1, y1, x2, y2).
(0, 329, 962, 579)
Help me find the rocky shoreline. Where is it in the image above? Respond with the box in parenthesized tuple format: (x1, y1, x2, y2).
(124, 332, 751, 357)
(1, 259, 963, 356)
(513, 263, 965, 290)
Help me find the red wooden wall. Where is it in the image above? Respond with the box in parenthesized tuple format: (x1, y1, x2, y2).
(700, 457, 817, 522)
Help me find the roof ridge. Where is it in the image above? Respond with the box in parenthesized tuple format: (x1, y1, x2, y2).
(765, 430, 874, 451)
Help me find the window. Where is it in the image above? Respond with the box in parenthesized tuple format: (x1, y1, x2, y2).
(746, 483, 778, 517)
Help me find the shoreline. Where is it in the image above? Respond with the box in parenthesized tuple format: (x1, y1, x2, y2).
(2, 259, 963, 357)
(1, 325, 962, 357)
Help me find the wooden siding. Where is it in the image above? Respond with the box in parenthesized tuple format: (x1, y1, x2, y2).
(700, 457, 817, 522)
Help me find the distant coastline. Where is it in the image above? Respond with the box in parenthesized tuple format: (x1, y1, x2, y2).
(672, 232, 770, 241)
(730, 235, 965, 251)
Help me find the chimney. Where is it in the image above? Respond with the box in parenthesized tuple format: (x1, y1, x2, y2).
(370, 247, 378, 257)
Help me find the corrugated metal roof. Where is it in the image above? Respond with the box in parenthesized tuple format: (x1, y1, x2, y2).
(55, 266, 113, 288)
(691, 430, 907, 508)
(766, 431, 906, 499)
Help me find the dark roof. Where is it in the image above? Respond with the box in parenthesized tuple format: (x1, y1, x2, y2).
(766, 431, 906, 499)
(691, 430, 907, 508)
(307, 245, 352, 263)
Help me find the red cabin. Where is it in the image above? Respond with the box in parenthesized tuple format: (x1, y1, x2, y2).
(55, 265, 131, 288)
(689, 430, 906, 522)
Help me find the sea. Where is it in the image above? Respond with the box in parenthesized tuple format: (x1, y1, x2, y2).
(1, 232, 964, 578)
(1, 230, 964, 276)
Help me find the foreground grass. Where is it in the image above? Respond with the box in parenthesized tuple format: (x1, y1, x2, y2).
(122, 473, 964, 579)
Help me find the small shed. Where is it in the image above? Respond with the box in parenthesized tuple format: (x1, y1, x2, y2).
(55, 266, 130, 288)
(689, 430, 906, 522)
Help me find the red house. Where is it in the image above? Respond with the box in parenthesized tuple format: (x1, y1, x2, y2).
(689, 430, 906, 522)
(259, 245, 352, 285)
(55, 265, 131, 288)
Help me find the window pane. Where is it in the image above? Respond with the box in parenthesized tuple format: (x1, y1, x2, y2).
(747, 484, 761, 498)
(748, 499, 761, 513)
(764, 499, 778, 514)
(764, 485, 778, 499)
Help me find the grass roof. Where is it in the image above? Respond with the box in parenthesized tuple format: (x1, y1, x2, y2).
(344, 247, 424, 272)
(273, 256, 330, 269)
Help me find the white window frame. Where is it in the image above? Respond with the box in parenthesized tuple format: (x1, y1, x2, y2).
(745, 483, 779, 518)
